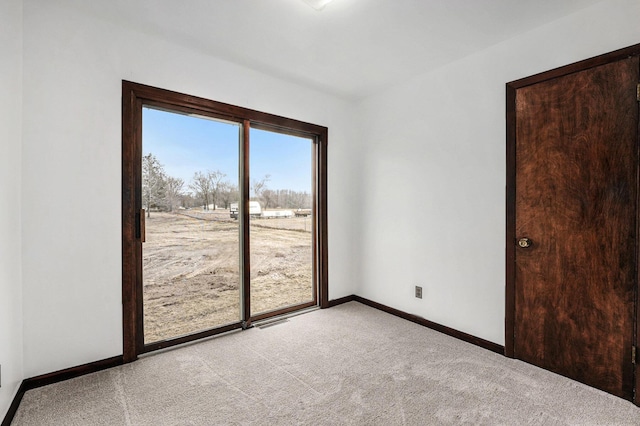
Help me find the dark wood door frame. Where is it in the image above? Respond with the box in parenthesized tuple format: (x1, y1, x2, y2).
(122, 81, 329, 362)
(506, 43, 640, 404)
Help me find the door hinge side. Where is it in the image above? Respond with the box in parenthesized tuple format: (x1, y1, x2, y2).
(633, 346, 637, 365)
(636, 83, 640, 101)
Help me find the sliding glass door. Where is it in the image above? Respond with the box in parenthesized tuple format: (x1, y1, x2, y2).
(141, 107, 241, 344)
(122, 81, 328, 358)
(249, 128, 315, 317)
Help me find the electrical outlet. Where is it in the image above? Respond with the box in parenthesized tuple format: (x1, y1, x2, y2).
(415, 286, 423, 299)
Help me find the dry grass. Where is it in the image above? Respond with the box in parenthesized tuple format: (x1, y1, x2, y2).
(142, 211, 313, 343)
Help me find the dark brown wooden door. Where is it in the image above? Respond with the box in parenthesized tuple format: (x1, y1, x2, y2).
(513, 57, 638, 399)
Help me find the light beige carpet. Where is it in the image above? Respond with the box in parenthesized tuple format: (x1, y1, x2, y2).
(11, 302, 640, 425)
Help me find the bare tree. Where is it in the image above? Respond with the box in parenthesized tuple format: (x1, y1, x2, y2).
(190, 171, 212, 210)
(290, 190, 311, 209)
(219, 181, 239, 209)
(142, 153, 166, 218)
(164, 176, 184, 212)
(179, 192, 198, 209)
(208, 170, 226, 210)
(251, 174, 271, 205)
(262, 189, 277, 209)
(266, 188, 311, 209)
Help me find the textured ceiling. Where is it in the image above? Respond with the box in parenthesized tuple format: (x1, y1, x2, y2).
(65, 0, 604, 99)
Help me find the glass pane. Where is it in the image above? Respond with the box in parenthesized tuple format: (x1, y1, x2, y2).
(142, 107, 241, 344)
(249, 127, 315, 315)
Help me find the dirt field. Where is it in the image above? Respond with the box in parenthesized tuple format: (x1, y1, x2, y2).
(142, 210, 313, 343)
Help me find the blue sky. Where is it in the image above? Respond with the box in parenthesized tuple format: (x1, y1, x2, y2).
(142, 107, 312, 194)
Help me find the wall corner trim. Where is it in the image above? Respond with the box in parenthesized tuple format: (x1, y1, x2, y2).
(1, 355, 124, 426)
(1, 382, 26, 426)
(326, 294, 356, 307)
(351, 295, 505, 354)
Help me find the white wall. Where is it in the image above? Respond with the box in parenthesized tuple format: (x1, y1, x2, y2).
(355, 0, 640, 345)
(0, 0, 24, 418)
(21, 0, 358, 378)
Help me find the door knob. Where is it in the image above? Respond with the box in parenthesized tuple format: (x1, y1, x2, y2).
(517, 237, 532, 248)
